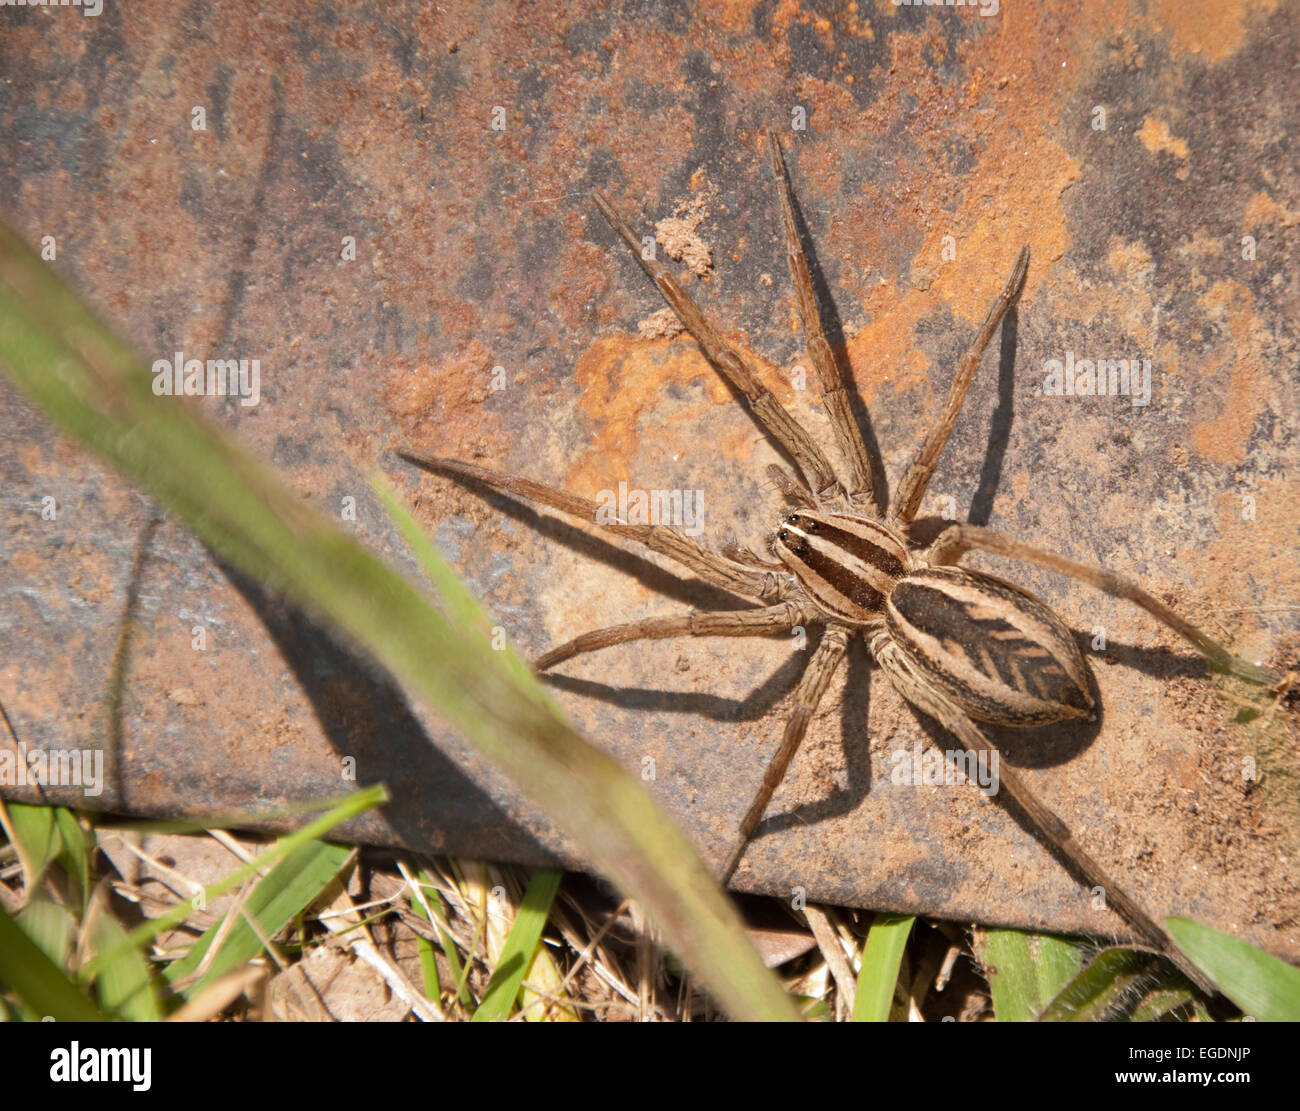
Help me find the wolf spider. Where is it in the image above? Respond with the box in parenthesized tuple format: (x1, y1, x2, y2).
(402, 133, 1280, 995)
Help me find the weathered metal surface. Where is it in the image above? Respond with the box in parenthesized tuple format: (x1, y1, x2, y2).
(1, 1, 1297, 958)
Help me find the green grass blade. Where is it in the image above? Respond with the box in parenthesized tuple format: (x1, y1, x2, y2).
(0, 221, 795, 1021)
(472, 868, 563, 1022)
(164, 840, 353, 996)
(53, 808, 93, 912)
(17, 898, 72, 969)
(93, 912, 162, 1021)
(852, 913, 914, 1022)
(3, 802, 60, 887)
(974, 928, 1087, 1022)
(80, 785, 387, 981)
(0, 904, 104, 1021)
(1036, 948, 1166, 1022)
(409, 896, 442, 1002)
(372, 474, 537, 693)
(415, 871, 470, 1006)
(1166, 917, 1300, 1021)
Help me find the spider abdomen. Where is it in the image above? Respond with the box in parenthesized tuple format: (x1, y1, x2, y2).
(885, 567, 1095, 727)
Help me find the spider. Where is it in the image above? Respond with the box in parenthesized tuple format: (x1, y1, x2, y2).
(401, 133, 1280, 995)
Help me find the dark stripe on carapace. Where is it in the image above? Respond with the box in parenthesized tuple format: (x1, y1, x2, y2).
(814, 517, 908, 579)
(798, 540, 885, 615)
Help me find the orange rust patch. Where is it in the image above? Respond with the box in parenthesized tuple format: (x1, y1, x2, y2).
(1107, 237, 1155, 284)
(1137, 116, 1190, 160)
(841, 133, 1079, 409)
(550, 239, 607, 329)
(842, 278, 935, 408)
(1243, 189, 1300, 230)
(1186, 366, 1256, 465)
(918, 134, 1082, 323)
(1207, 476, 1300, 649)
(565, 333, 790, 495)
(10, 550, 43, 577)
(1188, 280, 1269, 466)
(1149, 0, 1273, 63)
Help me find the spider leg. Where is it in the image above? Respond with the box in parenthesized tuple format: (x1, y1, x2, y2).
(768, 132, 877, 511)
(534, 602, 807, 670)
(398, 451, 789, 603)
(721, 624, 850, 884)
(591, 190, 842, 501)
(871, 633, 1217, 996)
(891, 246, 1029, 523)
(926, 523, 1280, 687)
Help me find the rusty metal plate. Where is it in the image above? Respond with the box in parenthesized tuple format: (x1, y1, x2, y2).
(1, 2, 1297, 960)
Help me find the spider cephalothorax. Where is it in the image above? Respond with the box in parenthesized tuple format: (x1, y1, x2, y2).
(402, 132, 1280, 995)
(773, 509, 911, 625)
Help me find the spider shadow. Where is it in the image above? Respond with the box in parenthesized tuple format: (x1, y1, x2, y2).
(541, 638, 810, 720)
(969, 297, 1020, 527)
(543, 625, 876, 852)
(917, 632, 1223, 774)
(750, 633, 876, 842)
(747, 625, 1212, 841)
(428, 469, 751, 616)
(733, 628, 1224, 857)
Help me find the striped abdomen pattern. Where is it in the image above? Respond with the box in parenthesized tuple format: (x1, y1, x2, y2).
(885, 567, 1094, 727)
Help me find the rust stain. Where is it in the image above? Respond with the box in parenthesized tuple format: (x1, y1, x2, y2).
(1137, 116, 1190, 161)
(746, 11, 1092, 409)
(565, 334, 782, 494)
(1243, 189, 1300, 230)
(1208, 476, 1300, 651)
(1107, 237, 1156, 284)
(384, 339, 499, 453)
(843, 129, 1081, 408)
(1148, 0, 1275, 62)
(1188, 280, 1268, 466)
(550, 239, 609, 329)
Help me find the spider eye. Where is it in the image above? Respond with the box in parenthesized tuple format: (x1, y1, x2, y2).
(786, 514, 800, 525)
(778, 529, 789, 542)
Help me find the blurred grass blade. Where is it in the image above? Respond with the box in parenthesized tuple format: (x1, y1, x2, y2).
(54, 808, 94, 912)
(0, 904, 104, 1021)
(372, 475, 537, 693)
(852, 913, 913, 1022)
(93, 912, 162, 1021)
(472, 868, 563, 1023)
(17, 898, 72, 969)
(0, 219, 796, 1022)
(2, 801, 60, 889)
(1166, 917, 1300, 1021)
